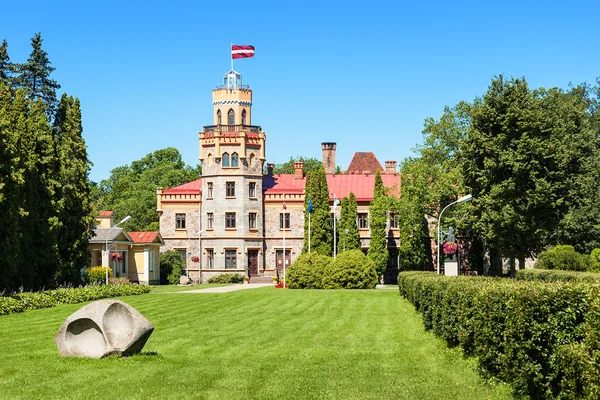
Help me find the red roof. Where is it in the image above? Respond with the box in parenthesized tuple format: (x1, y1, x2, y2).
(163, 179, 202, 194)
(263, 173, 400, 201)
(98, 210, 113, 217)
(129, 232, 159, 243)
(347, 152, 384, 174)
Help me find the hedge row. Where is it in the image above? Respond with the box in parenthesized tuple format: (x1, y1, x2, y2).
(517, 268, 600, 283)
(398, 271, 600, 399)
(0, 284, 151, 316)
(207, 273, 243, 284)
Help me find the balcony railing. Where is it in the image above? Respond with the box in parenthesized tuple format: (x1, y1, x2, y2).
(203, 124, 262, 133)
(215, 84, 250, 90)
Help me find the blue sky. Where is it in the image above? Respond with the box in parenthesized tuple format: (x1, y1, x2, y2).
(2, 0, 599, 182)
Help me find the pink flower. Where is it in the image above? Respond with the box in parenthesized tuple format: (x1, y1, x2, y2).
(442, 242, 458, 255)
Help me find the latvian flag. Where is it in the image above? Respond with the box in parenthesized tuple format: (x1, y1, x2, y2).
(232, 45, 255, 59)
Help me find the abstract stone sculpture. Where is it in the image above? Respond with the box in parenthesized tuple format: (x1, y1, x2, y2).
(55, 300, 154, 358)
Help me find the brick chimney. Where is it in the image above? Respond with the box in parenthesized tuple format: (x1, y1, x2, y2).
(385, 160, 397, 174)
(294, 161, 304, 179)
(321, 142, 336, 174)
(267, 162, 274, 176)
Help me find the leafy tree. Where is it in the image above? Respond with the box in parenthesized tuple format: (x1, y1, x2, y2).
(339, 192, 360, 252)
(159, 250, 186, 285)
(14, 33, 61, 117)
(368, 171, 388, 277)
(53, 94, 94, 284)
(396, 194, 428, 271)
(303, 166, 332, 256)
(272, 156, 322, 175)
(94, 148, 201, 232)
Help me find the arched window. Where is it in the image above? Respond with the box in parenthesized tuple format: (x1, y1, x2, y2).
(217, 110, 222, 125)
(241, 109, 247, 125)
(231, 152, 239, 167)
(222, 152, 230, 167)
(249, 153, 255, 168)
(228, 109, 235, 125)
(206, 153, 213, 167)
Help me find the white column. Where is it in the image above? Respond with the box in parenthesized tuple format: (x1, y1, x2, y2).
(144, 248, 150, 284)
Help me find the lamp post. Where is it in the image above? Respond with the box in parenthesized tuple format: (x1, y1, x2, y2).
(105, 215, 131, 285)
(437, 195, 472, 275)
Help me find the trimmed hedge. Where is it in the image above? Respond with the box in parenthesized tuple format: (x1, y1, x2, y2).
(0, 284, 151, 316)
(207, 273, 243, 284)
(517, 268, 600, 283)
(322, 250, 379, 289)
(398, 271, 600, 399)
(286, 253, 332, 289)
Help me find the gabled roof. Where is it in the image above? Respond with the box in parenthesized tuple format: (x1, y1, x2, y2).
(128, 232, 164, 245)
(347, 152, 384, 174)
(163, 179, 202, 194)
(90, 228, 133, 244)
(98, 210, 113, 217)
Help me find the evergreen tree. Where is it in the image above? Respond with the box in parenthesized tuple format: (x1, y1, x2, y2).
(0, 39, 15, 86)
(368, 170, 388, 278)
(339, 192, 360, 252)
(303, 166, 332, 256)
(53, 94, 94, 284)
(15, 33, 61, 117)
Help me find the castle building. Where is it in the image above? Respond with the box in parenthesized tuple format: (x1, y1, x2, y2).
(156, 69, 401, 283)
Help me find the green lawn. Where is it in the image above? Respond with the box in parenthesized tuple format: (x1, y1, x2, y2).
(149, 283, 232, 293)
(0, 288, 513, 399)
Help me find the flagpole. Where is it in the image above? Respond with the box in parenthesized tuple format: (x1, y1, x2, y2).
(230, 42, 233, 70)
(308, 212, 311, 254)
(333, 197, 337, 260)
(283, 194, 286, 288)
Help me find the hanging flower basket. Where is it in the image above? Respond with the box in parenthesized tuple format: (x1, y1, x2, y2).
(191, 256, 200, 263)
(442, 242, 458, 255)
(110, 252, 123, 262)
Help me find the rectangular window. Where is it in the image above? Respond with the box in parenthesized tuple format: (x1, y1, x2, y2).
(226, 182, 235, 197)
(176, 249, 187, 262)
(207, 182, 213, 198)
(358, 213, 369, 229)
(207, 249, 214, 269)
(225, 249, 237, 269)
(390, 213, 398, 229)
(225, 212, 236, 229)
(176, 213, 186, 229)
(249, 182, 256, 198)
(249, 212, 257, 229)
(207, 212, 214, 229)
(276, 249, 291, 270)
(279, 212, 290, 229)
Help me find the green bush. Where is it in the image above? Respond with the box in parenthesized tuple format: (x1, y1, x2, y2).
(12, 292, 58, 310)
(322, 250, 378, 289)
(86, 266, 112, 284)
(398, 271, 600, 399)
(0, 297, 25, 315)
(160, 250, 186, 285)
(589, 248, 600, 272)
(517, 268, 600, 283)
(535, 245, 589, 271)
(207, 273, 243, 284)
(286, 253, 332, 289)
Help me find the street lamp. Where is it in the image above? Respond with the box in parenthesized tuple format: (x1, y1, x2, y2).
(437, 195, 472, 275)
(105, 215, 131, 285)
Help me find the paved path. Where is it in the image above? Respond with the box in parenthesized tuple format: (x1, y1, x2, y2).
(177, 283, 273, 294)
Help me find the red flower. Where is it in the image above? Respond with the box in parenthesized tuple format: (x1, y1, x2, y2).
(191, 256, 200, 263)
(442, 242, 458, 255)
(110, 252, 123, 261)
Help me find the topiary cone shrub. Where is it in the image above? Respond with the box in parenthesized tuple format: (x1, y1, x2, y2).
(322, 250, 378, 289)
(286, 252, 332, 289)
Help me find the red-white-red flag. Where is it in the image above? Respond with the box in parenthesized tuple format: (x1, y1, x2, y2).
(232, 45, 255, 59)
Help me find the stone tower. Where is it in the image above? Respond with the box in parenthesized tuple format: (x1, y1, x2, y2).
(198, 69, 267, 278)
(321, 142, 336, 174)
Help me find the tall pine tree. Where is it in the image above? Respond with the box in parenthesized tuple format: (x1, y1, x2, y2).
(303, 166, 332, 256)
(15, 33, 61, 118)
(0, 39, 15, 86)
(339, 192, 360, 252)
(368, 170, 388, 278)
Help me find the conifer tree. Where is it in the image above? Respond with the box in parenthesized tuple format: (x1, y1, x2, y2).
(53, 94, 94, 284)
(15, 33, 61, 117)
(339, 192, 360, 252)
(0, 39, 15, 86)
(368, 170, 388, 278)
(303, 166, 332, 256)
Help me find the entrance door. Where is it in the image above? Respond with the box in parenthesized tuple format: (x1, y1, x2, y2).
(248, 250, 258, 277)
(276, 250, 291, 275)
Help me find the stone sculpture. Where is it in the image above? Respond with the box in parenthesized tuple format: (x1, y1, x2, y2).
(55, 300, 154, 358)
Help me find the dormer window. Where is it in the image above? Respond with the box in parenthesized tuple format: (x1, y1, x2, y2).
(217, 110, 222, 125)
(228, 109, 235, 125)
(223, 152, 230, 167)
(231, 152, 239, 167)
(242, 109, 247, 125)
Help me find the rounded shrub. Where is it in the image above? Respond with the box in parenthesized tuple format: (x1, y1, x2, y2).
(207, 273, 243, 284)
(589, 249, 600, 272)
(534, 245, 589, 271)
(286, 252, 332, 289)
(86, 266, 112, 284)
(322, 249, 379, 289)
